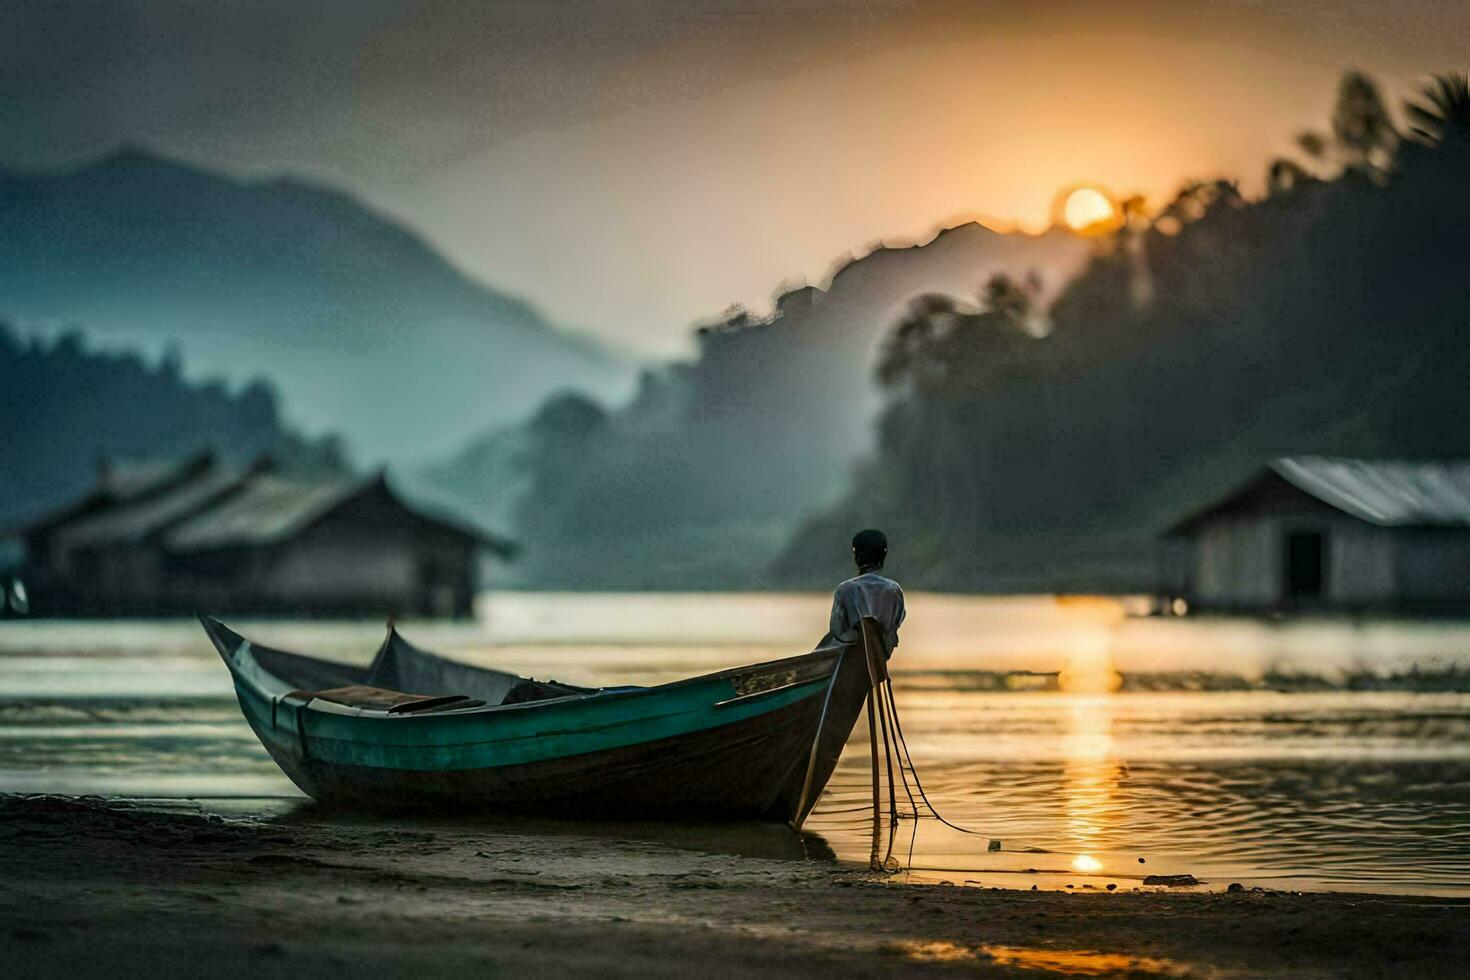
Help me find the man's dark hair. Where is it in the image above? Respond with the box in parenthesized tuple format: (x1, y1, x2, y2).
(851, 528, 888, 569)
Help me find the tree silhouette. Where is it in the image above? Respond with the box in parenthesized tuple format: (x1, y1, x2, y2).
(777, 65, 1470, 591)
(1266, 158, 1313, 196)
(1331, 70, 1397, 173)
(980, 272, 1033, 324)
(875, 294, 956, 392)
(1156, 179, 1243, 228)
(0, 322, 347, 525)
(1295, 130, 1329, 161)
(1405, 72, 1470, 146)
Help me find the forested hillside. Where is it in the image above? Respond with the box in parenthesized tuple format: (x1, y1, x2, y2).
(0, 323, 345, 527)
(0, 149, 632, 462)
(429, 224, 1085, 587)
(778, 73, 1470, 590)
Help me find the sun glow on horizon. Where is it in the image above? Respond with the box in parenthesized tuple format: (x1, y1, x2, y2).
(1062, 187, 1119, 234)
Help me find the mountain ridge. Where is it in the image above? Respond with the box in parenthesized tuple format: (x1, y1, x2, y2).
(0, 146, 636, 462)
(425, 211, 1090, 588)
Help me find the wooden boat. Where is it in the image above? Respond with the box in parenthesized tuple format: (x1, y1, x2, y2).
(200, 615, 881, 824)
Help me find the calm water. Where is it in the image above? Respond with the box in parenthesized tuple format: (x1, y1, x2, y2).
(1, 592, 1467, 896)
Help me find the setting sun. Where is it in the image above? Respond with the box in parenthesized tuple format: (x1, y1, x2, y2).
(1063, 187, 1118, 233)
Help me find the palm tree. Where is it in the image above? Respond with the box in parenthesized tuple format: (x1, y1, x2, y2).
(1331, 70, 1397, 171)
(1295, 130, 1329, 162)
(1405, 73, 1470, 146)
(1266, 158, 1313, 196)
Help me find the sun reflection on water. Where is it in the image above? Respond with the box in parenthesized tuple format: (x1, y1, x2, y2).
(1062, 695, 1123, 871)
(889, 940, 1199, 976)
(980, 945, 1197, 977)
(1059, 619, 1124, 871)
(1071, 853, 1103, 873)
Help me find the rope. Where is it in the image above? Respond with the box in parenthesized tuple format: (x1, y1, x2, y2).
(862, 627, 903, 868)
(881, 678, 986, 838)
(879, 676, 920, 818)
(874, 672, 1055, 856)
(849, 617, 1056, 866)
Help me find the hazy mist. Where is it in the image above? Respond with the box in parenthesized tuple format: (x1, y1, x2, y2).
(5, 1, 1469, 354)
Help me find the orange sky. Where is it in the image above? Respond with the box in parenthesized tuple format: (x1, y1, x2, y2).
(5, 1, 1469, 355)
(378, 2, 1468, 354)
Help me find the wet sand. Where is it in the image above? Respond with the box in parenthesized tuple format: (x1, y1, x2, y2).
(3, 795, 1465, 978)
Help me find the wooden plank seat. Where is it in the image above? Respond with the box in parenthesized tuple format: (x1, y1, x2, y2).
(290, 685, 485, 714)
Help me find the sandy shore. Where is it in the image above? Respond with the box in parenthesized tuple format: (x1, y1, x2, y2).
(2, 795, 1465, 978)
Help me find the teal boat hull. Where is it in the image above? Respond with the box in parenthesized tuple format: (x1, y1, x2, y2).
(201, 617, 873, 822)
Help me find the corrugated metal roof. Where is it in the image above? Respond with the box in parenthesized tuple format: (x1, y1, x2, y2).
(164, 475, 372, 551)
(15, 452, 216, 539)
(55, 458, 247, 549)
(162, 471, 516, 555)
(29, 455, 515, 557)
(99, 454, 210, 501)
(1271, 457, 1470, 526)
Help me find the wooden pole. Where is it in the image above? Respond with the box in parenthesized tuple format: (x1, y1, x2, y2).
(866, 686, 881, 869)
(790, 649, 844, 829)
(861, 617, 897, 869)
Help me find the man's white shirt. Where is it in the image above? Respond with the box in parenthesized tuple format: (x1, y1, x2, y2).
(827, 571, 905, 653)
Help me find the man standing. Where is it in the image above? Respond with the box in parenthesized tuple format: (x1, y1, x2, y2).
(826, 528, 905, 656)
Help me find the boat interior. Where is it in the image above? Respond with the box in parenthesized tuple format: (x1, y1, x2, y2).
(246, 627, 599, 715)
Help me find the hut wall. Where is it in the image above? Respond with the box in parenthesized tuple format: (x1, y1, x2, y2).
(66, 543, 166, 612)
(1327, 520, 1395, 606)
(265, 523, 420, 605)
(1189, 512, 1396, 610)
(257, 512, 475, 615)
(1192, 517, 1276, 608)
(1392, 529, 1470, 606)
(17, 468, 489, 617)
